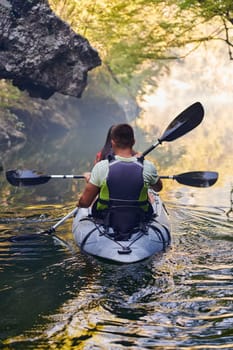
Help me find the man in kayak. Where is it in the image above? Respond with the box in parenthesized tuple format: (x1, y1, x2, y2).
(77, 124, 162, 232)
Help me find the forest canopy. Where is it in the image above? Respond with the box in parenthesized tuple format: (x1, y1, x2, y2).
(49, 0, 233, 81)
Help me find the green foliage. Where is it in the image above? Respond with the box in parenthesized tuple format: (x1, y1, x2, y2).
(48, 0, 233, 95)
(0, 80, 22, 107)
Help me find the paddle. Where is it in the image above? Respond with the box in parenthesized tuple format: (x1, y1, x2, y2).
(4, 171, 218, 242)
(6, 169, 218, 189)
(39, 171, 218, 239)
(44, 207, 78, 234)
(141, 101, 204, 158)
(5, 169, 85, 187)
(4, 207, 78, 242)
(160, 171, 218, 188)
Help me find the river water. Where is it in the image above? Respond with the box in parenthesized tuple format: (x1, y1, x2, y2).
(1, 47, 233, 348)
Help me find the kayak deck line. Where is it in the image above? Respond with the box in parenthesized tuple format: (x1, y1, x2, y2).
(72, 191, 171, 264)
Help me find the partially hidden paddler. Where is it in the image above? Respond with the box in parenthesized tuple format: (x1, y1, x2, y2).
(77, 124, 162, 234)
(94, 125, 114, 164)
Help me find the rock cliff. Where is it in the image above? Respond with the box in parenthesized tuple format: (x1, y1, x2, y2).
(0, 0, 101, 99)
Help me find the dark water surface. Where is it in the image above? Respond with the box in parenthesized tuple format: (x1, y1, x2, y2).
(0, 95, 233, 349)
(0, 174, 232, 349)
(0, 205, 232, 349)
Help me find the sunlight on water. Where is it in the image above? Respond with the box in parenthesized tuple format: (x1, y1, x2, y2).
(136, 41, 233, 198)
(1, 41, 233, 349)
(138, 41, 233, 126)
(0, 198, 232, 349)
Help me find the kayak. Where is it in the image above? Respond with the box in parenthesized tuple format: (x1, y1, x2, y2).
(72, 191, 171, 264)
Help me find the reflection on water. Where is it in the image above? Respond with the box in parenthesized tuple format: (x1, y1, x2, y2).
(0, 196, 233, 348)
(1, 38, 233, 349)
(0, 127, 232, 349)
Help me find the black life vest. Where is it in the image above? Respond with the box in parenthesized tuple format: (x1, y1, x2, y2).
(92, 157, 152, 234)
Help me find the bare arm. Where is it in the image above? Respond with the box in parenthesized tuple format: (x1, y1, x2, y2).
(77, 182, 100, 208)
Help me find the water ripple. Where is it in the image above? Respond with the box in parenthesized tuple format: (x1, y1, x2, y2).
(1, 203, 233, 349)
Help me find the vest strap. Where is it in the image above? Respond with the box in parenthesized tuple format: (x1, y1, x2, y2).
(98, 198, 148, 207)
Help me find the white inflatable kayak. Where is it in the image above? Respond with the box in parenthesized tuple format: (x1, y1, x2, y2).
(72, 191, 171, 264)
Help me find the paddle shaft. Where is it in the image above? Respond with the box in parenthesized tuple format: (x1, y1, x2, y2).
(160, 175, 175, 179)
(48, 175, 85, 179)
(6, 169, 217, 241)
(47, 207, 78, 233)
(141, 140, 161, 157)
(141, 102, 204, 158)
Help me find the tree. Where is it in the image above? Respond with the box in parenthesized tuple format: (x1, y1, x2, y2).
(49, 0, 233, 80)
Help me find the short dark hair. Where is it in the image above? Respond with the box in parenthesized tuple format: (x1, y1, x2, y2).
(111, 124, 135, 148)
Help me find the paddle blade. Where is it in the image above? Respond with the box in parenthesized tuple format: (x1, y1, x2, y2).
(6, 169, 51, 186)
(159, 102, 204, 142)
(174, 171, 218, 187)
